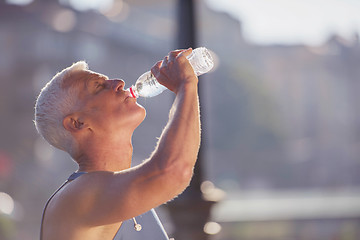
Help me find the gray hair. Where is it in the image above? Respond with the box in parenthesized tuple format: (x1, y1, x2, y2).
(34, 61, 88, 152)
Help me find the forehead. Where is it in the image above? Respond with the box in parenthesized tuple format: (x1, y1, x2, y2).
(61, 70, 108, 90)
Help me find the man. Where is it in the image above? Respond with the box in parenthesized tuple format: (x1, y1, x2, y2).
(34, 48, 201, 240)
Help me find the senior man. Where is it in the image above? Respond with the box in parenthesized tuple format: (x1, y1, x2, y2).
(34, 48, 200, 240)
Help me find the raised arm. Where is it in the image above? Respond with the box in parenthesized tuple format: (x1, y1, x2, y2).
(67, 49, 201, 226)
(148, 48, 201, 184)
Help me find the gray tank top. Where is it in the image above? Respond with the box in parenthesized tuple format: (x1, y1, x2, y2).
(40, 172, 170, 240)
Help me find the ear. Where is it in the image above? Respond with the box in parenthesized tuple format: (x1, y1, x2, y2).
(63, 114, 90, 133)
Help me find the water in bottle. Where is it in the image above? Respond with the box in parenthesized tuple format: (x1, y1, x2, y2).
(129, 47, 214, 98)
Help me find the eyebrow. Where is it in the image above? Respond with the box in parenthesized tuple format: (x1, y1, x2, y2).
(61, 70, 109, 93)
(85, 73, 108, 92)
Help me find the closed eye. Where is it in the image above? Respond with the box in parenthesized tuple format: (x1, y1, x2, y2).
(85, 74, 109, 94)
(96, 82, 104, 89)
(91, 80, 106, 94)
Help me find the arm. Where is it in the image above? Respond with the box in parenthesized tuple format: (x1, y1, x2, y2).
(67, 49, 201, 226)
(113, 48, 201, 219)
(148, 48, 201, 181)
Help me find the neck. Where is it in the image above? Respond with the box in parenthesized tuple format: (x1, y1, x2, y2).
(76, 137, 134, 173)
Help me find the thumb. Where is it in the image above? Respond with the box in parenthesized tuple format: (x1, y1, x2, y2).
(151, 60, 162, 79)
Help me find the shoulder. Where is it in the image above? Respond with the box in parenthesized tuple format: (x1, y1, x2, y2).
(59, 171, 114, 206)
(48, 172, 112, 220)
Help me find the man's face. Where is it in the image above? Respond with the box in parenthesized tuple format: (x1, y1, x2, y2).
(67, 70, 146, 134)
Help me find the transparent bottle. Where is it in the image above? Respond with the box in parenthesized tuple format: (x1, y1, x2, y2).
(129, 47, 214, 98)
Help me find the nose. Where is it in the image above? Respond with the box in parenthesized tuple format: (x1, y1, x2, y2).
(112, 79, 125, 92)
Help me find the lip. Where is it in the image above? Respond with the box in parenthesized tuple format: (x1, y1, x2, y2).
(124, 89, 135, 100)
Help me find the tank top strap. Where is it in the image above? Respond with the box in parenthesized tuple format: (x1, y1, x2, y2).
(67, 171, 88, 181)
(40, 171, 88, 240)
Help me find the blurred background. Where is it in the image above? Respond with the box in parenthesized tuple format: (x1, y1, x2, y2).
(1, 0, 360, 239)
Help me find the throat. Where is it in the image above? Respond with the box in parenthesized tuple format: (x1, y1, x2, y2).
(76, 147, 133, 172)
(75, 136, 134, 172)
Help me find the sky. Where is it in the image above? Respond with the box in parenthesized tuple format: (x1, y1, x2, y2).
(205, 0, 360, 45)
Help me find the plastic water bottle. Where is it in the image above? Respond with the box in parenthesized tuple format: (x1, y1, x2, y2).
(129, 47, 214, 98)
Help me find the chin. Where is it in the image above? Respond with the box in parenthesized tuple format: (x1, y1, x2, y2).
(133, 105, 146, 127)
(139, 107, 146, 123)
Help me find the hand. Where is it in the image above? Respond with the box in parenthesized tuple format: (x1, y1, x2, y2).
(151, 48, 198, 94)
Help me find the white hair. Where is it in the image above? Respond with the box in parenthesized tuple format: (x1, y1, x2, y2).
(34, 61, 88, 152)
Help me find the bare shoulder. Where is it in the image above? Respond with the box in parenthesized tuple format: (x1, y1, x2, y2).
(42, 172, 121, 239)
(52, 171, 114, 216)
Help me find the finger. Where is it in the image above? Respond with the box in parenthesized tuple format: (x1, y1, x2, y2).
(168, 53, 176, 62)
(161, 56, 169, 67)
(178, 48, 193, 59)
(168, 50, 183, 62)
(169, 49, 183, 55)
